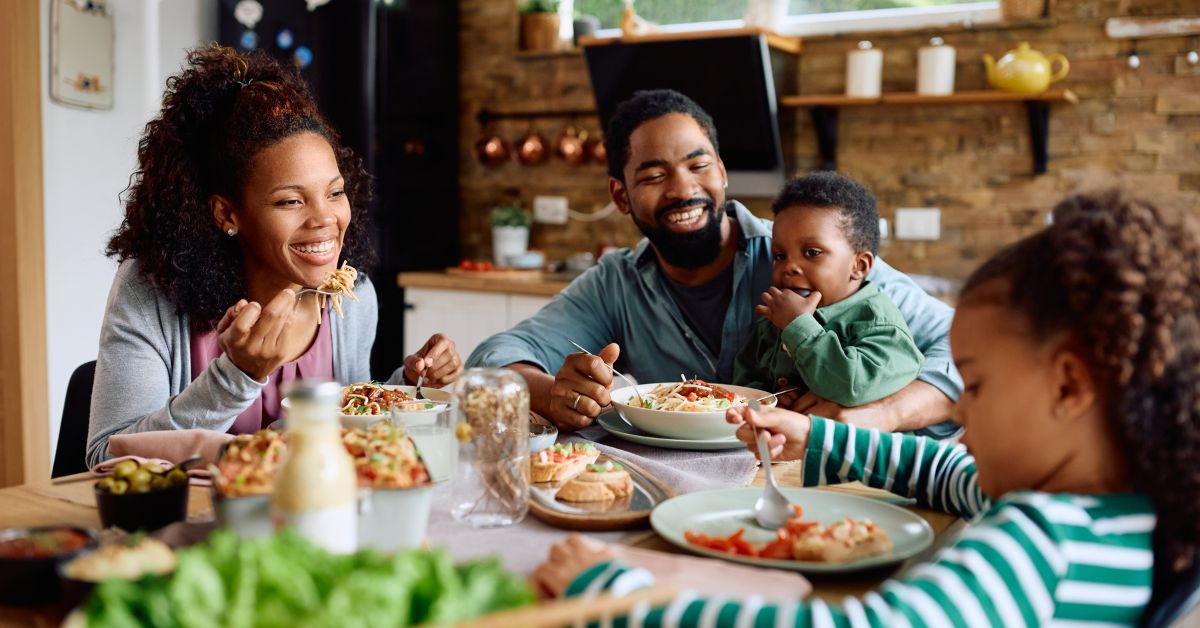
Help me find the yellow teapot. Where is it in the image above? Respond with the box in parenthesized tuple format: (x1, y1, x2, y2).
(982, 42, 1069, 93)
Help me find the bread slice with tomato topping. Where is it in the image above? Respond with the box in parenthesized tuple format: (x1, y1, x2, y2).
(790, 517, 892, 563)
(531, 442, 599, 483)
(555, 461, 633, 502)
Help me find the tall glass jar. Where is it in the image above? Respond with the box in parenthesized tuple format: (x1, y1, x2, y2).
(272, 380, 358, 553)
(450, 368, 530, 527)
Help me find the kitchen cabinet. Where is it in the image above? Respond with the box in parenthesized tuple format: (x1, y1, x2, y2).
(403, 288, 553, 359)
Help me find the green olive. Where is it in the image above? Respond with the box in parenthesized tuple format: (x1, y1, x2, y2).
(128, 480, 152, 494)
(96, 477, 114, 492)
(150, 475, 170, 491)
(140, 462, 165, 475)
(112, 460, 138, 479)
(167, 468, 188, 487)
(109, 479, 128, 495)
(128, 468, 152, 487)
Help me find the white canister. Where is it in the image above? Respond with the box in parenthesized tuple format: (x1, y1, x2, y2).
(917, 37, 956, 96)
(743, 0, 787, 29)
(492, 226, 529, 267)
(846, 41, 883, 98)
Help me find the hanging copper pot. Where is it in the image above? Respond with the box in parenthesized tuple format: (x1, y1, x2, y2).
(587, 133, 607, 166)
(475, 134, 510, 167)
(555, 126, 587, 165)
(516, 130, 548, 166)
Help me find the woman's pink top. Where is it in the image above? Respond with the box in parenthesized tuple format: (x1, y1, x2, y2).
(189, 308, 334, 433)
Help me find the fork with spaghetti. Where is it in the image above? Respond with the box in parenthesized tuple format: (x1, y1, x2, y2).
(298, 261, 359, 321)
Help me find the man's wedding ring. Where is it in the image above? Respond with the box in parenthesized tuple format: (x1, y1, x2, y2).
(572, 393, 582, 410)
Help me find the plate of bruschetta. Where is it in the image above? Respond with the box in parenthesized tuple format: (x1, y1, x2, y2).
(650, 487, 934, 573)
(527, 443, 671, 531)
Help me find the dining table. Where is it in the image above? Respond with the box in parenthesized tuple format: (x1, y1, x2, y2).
(0, 459, 963, 625)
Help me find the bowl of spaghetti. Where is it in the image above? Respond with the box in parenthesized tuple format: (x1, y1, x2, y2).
(338, 382, 452, 429)
(611, 380, 775, 440)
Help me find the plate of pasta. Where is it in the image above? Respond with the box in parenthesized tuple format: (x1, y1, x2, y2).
(610, 380, 776, 441)
(339, 383, 452, 429)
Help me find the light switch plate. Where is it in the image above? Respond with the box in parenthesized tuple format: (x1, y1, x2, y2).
(894, 208, 941, 240)
(533, 196, 569, 224)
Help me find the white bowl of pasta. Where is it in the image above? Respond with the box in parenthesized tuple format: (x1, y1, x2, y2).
(610, 380, 776, 441)
(338, 383, 452, 430)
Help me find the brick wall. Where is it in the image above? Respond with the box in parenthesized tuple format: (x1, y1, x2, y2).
(458, 0, 1199, 278)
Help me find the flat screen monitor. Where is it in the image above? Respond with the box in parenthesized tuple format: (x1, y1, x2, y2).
(584, 35, 786, 197)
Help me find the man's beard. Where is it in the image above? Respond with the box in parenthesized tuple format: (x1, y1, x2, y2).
(631, 197, 725, 269)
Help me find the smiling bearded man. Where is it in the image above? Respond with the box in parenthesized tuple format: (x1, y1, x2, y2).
(467, 89, 963, 441)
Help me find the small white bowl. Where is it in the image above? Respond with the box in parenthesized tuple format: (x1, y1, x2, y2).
(334, 385, 452, 430)
(357, 486, 433, 553)
(212, 492, 273, 539)
(528, 422, 558, 453)
(610, 383, 776, 441)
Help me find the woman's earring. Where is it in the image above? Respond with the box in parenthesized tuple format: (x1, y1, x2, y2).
(226, 227, 238, 236)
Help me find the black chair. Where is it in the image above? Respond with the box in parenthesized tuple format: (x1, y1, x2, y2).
(52, 360, 96, 478)
(1141, 554, 1200, 628)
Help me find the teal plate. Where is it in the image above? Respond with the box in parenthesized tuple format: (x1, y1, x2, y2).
(596, 412, 745, 451)
(651, 487, 935, 573)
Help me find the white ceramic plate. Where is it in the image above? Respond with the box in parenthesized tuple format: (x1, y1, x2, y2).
(610, 383, 776, 440)
(596, 412, 745, 451)
(651, 487, 935, 573)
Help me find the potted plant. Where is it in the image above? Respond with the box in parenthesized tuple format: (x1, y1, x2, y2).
(520, 0, 560, 52)
(490, 204, 533, 266)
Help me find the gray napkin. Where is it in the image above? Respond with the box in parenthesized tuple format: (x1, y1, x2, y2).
(572, 425, 759, 495)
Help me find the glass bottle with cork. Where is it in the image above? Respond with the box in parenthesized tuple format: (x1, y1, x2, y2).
(272, 379, 357, 553)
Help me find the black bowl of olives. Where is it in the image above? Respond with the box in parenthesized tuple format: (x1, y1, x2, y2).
(94, 460, 189, 532)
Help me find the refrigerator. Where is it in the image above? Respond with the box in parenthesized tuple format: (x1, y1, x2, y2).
(218, 0, 460, 378)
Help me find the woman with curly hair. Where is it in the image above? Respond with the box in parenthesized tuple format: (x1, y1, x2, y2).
(86, 45, 461, 467)
(537, 189, 1200, 626)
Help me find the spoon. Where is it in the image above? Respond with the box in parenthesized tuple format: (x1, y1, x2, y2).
(751, 399, 793, 530)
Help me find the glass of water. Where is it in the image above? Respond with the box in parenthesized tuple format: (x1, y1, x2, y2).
(390, 401, 456, 483)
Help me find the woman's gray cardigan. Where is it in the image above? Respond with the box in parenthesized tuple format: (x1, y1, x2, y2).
(86, 260, 392, 468)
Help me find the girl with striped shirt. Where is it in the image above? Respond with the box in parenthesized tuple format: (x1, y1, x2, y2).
(534, 190, 1200, 627)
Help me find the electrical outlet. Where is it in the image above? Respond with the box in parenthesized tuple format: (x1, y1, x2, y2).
(533, 195, 569, 225)
(894, 208, 941, 240)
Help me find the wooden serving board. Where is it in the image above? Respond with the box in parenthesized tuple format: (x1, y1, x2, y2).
(527, 455, 672, 531)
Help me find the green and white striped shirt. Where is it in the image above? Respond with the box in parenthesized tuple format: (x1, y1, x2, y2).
(568, 417, 1156, 627)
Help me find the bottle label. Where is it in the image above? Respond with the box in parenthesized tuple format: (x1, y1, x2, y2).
(274, 503, 357, 554)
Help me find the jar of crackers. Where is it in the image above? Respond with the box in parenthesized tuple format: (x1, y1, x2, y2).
(449, 368, 531, 527)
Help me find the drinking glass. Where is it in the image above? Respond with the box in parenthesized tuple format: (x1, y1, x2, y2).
(390, 401, 456, 483)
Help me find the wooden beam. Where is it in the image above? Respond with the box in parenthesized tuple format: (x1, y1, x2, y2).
(1105, 16, 1200, 39)
(0, 0, 50, 486)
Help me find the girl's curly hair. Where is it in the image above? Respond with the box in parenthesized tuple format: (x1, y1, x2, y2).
(961, 189, 1200, 590)
(107, 44, 375, 329)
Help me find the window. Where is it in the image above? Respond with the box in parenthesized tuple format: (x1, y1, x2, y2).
(570, 0, 999, 37)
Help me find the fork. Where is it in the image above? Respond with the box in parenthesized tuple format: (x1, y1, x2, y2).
(751, 399, 793, 530)
(413, 372, 425, 400)
(566, 339, 644, 406)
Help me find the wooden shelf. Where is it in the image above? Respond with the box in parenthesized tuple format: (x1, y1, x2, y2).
(780, 89, 1078, 107)
(579, 26, 801, 54)
(779, 89, 1079, 175)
